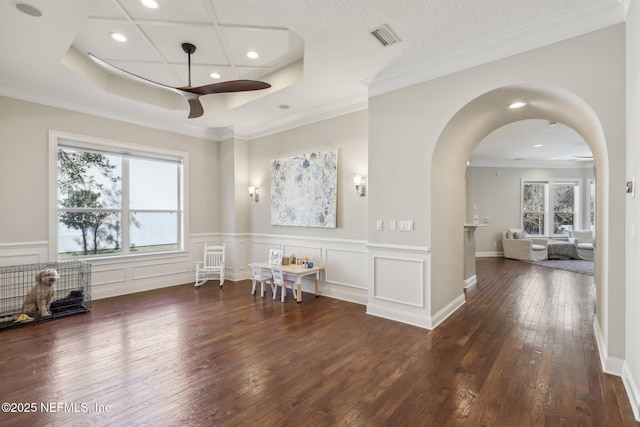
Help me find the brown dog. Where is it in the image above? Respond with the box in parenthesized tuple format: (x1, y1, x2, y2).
(21, 269, 59, 318)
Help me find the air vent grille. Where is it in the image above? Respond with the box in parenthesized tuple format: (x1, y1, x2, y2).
(370, 24, 400, 47)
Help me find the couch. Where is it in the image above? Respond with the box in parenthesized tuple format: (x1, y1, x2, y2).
(569, 229, 594, 260)
(501, 229, 548, 261)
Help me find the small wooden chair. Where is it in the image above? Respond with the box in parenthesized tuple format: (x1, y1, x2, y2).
(251, 265, 274, 297)
(271, 266, 297, 302)
(195, 242, 225, 287)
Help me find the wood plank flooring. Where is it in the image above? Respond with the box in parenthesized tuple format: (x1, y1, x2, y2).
(0, 257, 637, 426)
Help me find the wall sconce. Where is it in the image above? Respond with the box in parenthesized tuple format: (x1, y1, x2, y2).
(353, 175, 366, 197)
(248, 186, 259, 202)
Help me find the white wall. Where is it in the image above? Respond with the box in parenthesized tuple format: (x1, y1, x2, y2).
(369, 25, 626, 345)
(242, 109, 370, 304)
(625, 0, 640, 420)
(247, 109, 368, 240)
(466, 166, 594, 254)
(0, 96, 221, 298)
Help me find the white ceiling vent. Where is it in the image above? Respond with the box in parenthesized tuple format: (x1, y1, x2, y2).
(370, 24, 400, 47)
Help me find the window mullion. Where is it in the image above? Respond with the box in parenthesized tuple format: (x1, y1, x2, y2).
(122, 157, 130, 254)
(176, 165, 182, 250)
(544, 183, 551, 236)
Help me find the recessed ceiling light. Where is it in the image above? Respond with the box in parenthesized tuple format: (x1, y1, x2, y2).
(141, 0, 159, 8)
(15, 3, 43, 17)
(534, 144, 543, 147)
(209, 72, 221, 79)
(246, 51, 259, 59)
(110, 32, 127, 42)
(508, 101, 527, 109)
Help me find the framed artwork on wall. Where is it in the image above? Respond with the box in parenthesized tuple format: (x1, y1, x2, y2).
(271, 150, 338, 228)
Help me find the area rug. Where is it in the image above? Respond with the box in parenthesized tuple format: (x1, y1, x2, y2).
(524, 259, 594, 276)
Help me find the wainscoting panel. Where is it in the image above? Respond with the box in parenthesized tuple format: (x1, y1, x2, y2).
(366, 244, 433, 329)
(132, 260, 190, 281)
(0, 242, 49, 266)
(325, 248, 368, 290)
(282, 244, 323, 262)
(88, 252, 193, 299)
(372, 256, 424, 307)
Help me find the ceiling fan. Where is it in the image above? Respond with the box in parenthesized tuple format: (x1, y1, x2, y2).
(88, 43, 271, 119)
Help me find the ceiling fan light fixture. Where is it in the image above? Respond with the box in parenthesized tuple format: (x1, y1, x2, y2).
(110, 32, 127, 42)
(141, 0, 159, 8)
(246, 50, 259, 59)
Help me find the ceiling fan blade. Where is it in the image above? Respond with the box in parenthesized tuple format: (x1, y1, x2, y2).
(88, 53, 180, 95)
(180, 80, 271, 96)
(89, 49, 271, 119)
(185, 96, 204, 119)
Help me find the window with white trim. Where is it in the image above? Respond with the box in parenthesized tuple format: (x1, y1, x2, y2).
(54, 135, 184, 259)
(521, 179, 581, 236)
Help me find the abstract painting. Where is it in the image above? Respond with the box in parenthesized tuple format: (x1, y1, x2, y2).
(271, 150, 337, 228)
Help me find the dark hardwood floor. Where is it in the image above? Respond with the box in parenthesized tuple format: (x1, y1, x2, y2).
(0, 257, 637, 426)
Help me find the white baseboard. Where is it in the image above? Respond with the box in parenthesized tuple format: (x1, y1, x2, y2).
(593, 316, 624, 375)
(366, 303, 434, 329)
(476, 251, 502, 257)
(464, 275, 477, 289)
(431, 293, 465, 329)
(623, 362, 640, 422)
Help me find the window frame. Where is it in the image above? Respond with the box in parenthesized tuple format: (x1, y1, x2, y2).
(49, 130, 189, 260)
(520, 178, 582, 237)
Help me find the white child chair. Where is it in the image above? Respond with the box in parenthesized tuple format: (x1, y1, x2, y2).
(195, 242, 225, 287)
(251, 265, 274, 297)
(271, 266, 297, 302)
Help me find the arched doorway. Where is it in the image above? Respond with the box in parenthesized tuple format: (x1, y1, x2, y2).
(431, 84, 612, 353)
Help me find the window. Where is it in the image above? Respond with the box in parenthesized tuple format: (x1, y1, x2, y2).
(52, 133, 185, 259)
(522, 181, 546, 235)
(521, 179, 581, 236)
(587, 179, 596, 229)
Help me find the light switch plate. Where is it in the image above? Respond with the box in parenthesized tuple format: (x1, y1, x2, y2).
(390, 220, 396, 231)
(399, 220, 413, 231)
(376, 220, 383, 231)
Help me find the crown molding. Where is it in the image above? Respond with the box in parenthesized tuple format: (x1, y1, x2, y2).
(364, 0, 626, 97)
(0, 80, 223, 141)
(469, 159, 595, 169)
(234, 92, 369, 140)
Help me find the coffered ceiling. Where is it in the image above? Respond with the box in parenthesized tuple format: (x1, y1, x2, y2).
(0, 0, 626, 164)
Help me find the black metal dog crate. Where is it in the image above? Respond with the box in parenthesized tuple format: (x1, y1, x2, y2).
(0, 260, 91, 330)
